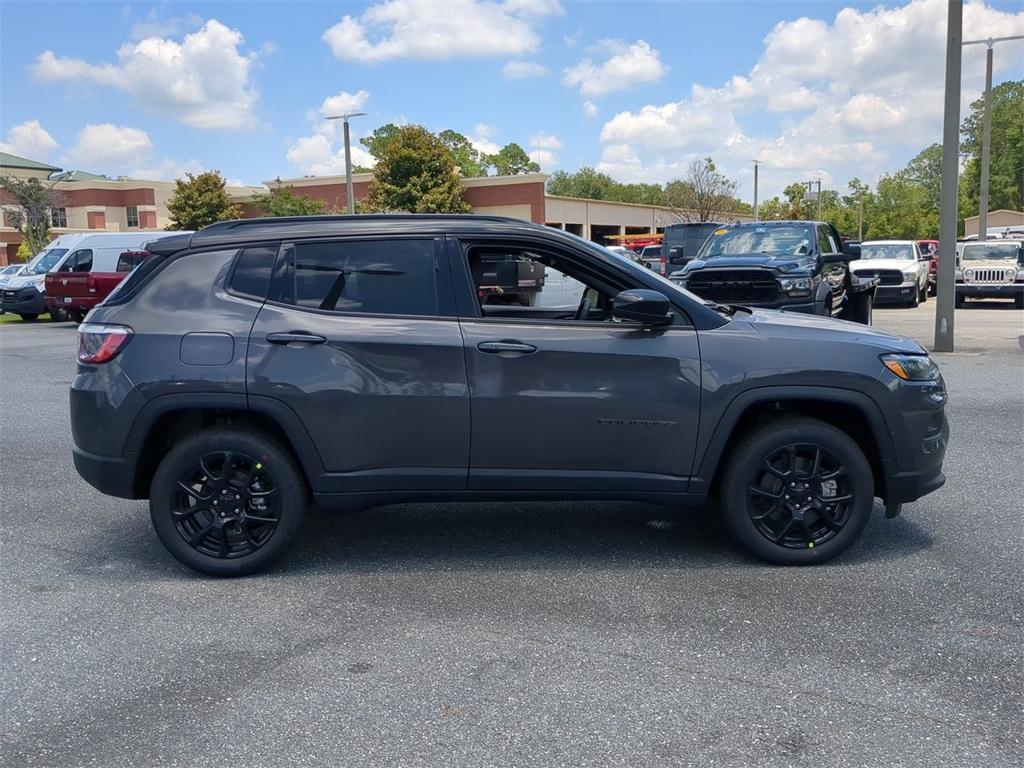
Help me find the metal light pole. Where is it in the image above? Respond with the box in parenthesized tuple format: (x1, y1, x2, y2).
(325, 111, 367, 214)
(752, 160, 760, 221)
(934, 0, 962, 353)
(962, 35, 1024, 238)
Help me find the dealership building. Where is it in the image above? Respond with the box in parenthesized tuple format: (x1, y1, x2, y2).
(1, 151, 752, 264)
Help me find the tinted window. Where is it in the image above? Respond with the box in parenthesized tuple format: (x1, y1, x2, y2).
(816, 226, 833, 255)
(116, 251, 149, 272)
(59, 249, 93, 272)
(289, 239, 438, 316)
(230, 245, 277, 299)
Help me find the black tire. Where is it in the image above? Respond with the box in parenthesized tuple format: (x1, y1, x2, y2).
(49, 307, 65, 322)
(908, 284, 920, 308)
(18, 313, 38, 321)
(850, 290, 873, 325)
(1015, 294, 1023, 310)
(149, 428, 307, 577)
(69, 310, 86, 324)
(720, 417, 874, 565)
(918, 282, 927, 304)
(955, 293, 965, 309)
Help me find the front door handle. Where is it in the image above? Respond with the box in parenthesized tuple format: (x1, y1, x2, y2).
(477, 340, 537, 355)
(266, 332, 327, 345)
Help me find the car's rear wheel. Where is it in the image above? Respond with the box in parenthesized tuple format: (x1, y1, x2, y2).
(19, 313, 38, 321)
(150, 428, 307, 577)
(720, 417, 874, 565)
(49, 307, 65, 322)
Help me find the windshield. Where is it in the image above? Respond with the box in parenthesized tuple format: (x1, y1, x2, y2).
(861, 243, 915, 261)
(961, 242, 1021, 261)
(25, 248, 69, 275)
(700, 225, 814, 258)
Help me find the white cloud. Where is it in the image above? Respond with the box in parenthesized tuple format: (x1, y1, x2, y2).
(502, 60, 549, 79)
(595, 0, 1024, 198)
(285, 134, 376, 177)
(318, 89, 371, 118)
(323, 0, 562, 63)
(63, 124, 154, 170)
(0, 120, 59, 159)
(582, 100, 598, 119)
(469, 123, 502, 155)
(529, 132, 561, 150)
(33, 19, 260, 130)
(129, 157, 206, 181)
(562, 39, 666, 97)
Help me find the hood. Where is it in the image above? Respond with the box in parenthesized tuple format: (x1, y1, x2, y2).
(683, 253, 814, 273)
(740, 307, 925, 354)
(5, 273, 45, 289)
(851, 258, 919, 272)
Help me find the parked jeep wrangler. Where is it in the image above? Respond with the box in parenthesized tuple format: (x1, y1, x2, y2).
(671, 220, 875, 323)
(71, 215, 948, 576)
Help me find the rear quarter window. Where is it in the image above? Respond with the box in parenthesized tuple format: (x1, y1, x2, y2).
(229, 245, 278, 300)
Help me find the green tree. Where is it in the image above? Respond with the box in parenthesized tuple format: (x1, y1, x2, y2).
(364, 125, 470, 214)
(15, 240, 32, 261)
(901, 143, 942, 212)
(960, 79, 1023, 217)
(359, 123, 403, 161)
(166, 171, 241, 230)
(490, 143, 539, 175)
(546, 167, 617, 199)
(0, 176, 66, 255)
(867, 173, 936, 239)
(438, 130, 489, 177)
(251, 181, 327, 216)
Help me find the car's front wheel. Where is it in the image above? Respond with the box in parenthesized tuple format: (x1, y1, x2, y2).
(908, 284, 920, 308)
(150, 428, 307, 577)
(720, 417, 874, 565)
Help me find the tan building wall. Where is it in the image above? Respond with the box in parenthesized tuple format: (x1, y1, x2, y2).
(963, 209, 1024, 236)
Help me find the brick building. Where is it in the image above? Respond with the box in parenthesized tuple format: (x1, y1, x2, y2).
(2, 151, 750, 264)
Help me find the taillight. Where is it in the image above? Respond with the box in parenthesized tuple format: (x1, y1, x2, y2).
(87, 275, 98, 293)
(78, 323, 133, 364)
(660, 254, 667, 276)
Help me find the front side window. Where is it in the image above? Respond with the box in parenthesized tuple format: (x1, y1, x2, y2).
(286, 239, 438, 316)
(50, 207, 67, 228)
(126, 206, 139, 228)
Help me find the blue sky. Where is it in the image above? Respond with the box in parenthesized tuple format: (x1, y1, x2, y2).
(1, 0, 1022, 201)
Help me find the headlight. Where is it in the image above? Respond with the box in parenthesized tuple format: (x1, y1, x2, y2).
(881, 354, 940, 381)
(902, 268, 918, 280)
(779, 276, 816, 296)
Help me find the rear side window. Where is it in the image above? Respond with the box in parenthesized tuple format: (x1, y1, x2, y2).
(285, 239, 438, 316)
(229, 245, 277, 299)
(116, 251, 149, 272)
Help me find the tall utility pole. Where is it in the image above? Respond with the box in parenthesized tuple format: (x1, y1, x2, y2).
(962, 35, 1024, 238)
(934, 0, 962, 353)
(752, 160, 760, 221)
(803, 179, 822, 220)
(325, 111, 367, 214)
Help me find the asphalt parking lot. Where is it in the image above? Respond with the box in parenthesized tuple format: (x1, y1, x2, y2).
(1, 303, 1021, 768)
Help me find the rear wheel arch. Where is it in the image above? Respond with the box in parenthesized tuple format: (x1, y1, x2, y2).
(698, 388, 894, 501)
(131, 396, 322, 499)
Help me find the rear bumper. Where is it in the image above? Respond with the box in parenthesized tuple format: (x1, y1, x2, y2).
(955, 283, 1023, 298)
(44, 296, 102, 312)
(72, 446, 139, 499)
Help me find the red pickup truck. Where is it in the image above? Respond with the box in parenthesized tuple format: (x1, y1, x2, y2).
(44, 250, 149, 322)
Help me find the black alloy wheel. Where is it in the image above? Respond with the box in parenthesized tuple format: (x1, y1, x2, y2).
(746, 443, 853, 549)
(150, 428, 306, 576)
(172, 450, 280, 560)
(720, 417, 874, 565)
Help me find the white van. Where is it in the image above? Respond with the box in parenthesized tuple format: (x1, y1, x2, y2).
(1, 232, 187, 319)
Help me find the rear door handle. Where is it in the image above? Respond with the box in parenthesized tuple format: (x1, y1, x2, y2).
(266, 332, 327, 345)
(477, 340, 537, 355)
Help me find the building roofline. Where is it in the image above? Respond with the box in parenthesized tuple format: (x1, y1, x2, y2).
(263, 172, 548, 189)
(0, 152, 62, 172)
(546, 193, 751, 220)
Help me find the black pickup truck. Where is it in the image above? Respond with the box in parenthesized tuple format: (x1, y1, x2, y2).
(670, 220, 875, 324)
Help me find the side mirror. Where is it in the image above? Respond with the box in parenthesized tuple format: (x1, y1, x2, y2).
(667, 245, 686, 265)
(841, 242, 861, 259)
(822, 252, 850, 264)
(612, 289, 673, 326)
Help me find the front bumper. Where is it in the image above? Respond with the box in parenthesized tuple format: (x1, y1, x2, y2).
(0, 287, 45, 315)
(955, 283, 1024, 298)
(873, 280, 919, 303)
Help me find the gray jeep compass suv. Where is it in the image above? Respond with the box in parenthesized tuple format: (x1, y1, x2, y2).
(71, 216, 948, 576)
